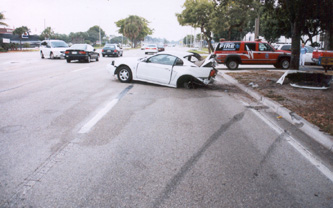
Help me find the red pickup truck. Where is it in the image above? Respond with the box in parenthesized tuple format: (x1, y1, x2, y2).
(312, 50, 333, 72)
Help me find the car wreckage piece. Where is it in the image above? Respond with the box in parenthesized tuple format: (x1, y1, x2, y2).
(276, 70, 332, 90)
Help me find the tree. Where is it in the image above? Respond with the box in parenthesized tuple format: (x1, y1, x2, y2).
(0, 12, 8, 26)
(177, 0, 215, 53)
(87, 25, 106, 45)
(116, 15, 153, 48)
(110, 36, 129, 45)
(212, 0, 258, 41)
(13, 26, 30, 50)
(40, 27, 55, 40)
(259, 1, 291, 43)
(69, 32, 89, 44)
(183, 35, 194, 47)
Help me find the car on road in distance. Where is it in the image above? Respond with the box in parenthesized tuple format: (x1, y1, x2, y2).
(275, 44, 315, 65)
(40, 40, 69, 59)
(102, 44, 123, 57)
(145, 44, 158, 54)
(65, 44, 99, 63)
(214, 39, 291, 70)
(157, 44, 165, 52)
(106, 51, 218, 88)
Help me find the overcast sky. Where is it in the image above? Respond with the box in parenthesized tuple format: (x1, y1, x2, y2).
(1, 0, 195, 41)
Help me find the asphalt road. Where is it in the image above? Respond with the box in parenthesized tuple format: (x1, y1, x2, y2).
(0, 48, 332, 207)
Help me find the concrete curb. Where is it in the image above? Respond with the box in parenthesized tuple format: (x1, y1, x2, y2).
(219, 71, 333, 152)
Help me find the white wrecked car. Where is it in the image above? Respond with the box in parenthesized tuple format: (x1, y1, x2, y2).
(106, 52, 218, 88)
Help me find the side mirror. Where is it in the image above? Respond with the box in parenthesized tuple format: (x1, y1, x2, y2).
(175, 59, 184, 66)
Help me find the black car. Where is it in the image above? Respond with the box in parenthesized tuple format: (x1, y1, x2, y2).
(65, 44, 99, 63)
(102, 44, 123, 57)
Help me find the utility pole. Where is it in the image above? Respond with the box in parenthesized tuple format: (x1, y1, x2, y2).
(99, 25, 101, 46)
(254, 17, 259, 39)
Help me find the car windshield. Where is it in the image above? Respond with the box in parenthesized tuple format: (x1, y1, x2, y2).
(105, 45, 115, 49)
(148, 45, 156, 47)
(70, 44, 87, 50)
(51, 41, 68, 48)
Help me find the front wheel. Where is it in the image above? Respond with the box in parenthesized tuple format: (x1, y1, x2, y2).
(280, 58, 290, 69)
(226, 60, 239, 70)
(40, 51, 45, 59)
(66, 59, 71, 63)
(87, 56, 91, 63)
(117, 66, 132, 83)
(50, 52, 54, 59)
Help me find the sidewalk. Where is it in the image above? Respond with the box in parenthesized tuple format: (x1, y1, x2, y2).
(218, 70, 333, 152)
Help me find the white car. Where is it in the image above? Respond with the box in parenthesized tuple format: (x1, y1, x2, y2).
(275, 44, 315, 64)
(106, 52, 218, 88)
(40, 40, 69, 59)
(144, 44, 158, 54)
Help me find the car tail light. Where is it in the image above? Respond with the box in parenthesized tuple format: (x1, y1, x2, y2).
(145, 48, 149, 50)
(102, 49, 104, 52)
(210, 69, 217, 77)
(153, 48, 157, 50)
(114, 50, 117, 52)
(65, 51, 69, 54)
(79, 51, 86, 55)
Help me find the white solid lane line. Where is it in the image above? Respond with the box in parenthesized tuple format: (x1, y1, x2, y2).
(78, 85, 133, 134)
(72, 67, 90, 73)
(249, 108, 333, 183)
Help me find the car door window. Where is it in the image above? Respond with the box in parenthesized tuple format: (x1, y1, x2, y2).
(281, 45, 291, 51)
(259, 43, 274, 51)
(245, 43, 256, 51)
(147, 55, 177, 66)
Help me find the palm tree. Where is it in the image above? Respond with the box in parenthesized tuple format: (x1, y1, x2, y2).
(0, 12, 8, 26)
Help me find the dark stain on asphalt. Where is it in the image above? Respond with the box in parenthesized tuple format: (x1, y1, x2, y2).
(252, 131, 286, 179)
(152, 111, 245, 208)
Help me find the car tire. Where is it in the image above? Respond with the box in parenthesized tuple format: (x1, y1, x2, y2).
(280, 58, 290, 69)
(66, 59, 71, 63)
(96, 56, 99, 61)
(117, 66, 132, 83)
(183, 80, 195, 89)
(40, 51, 45, 59)
(87, 56, 91, 63)
(226, 60, 239, 70)
(50, 52, 54, 59)
(102, 54, 105, 57)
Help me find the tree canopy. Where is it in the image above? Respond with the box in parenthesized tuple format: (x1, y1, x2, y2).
(0, 12, 8, 26)
(116, 15, 153, 48)
(177, 0, 215, 52)
(87, 25, 106, 44)
(260, 0, 333, 69)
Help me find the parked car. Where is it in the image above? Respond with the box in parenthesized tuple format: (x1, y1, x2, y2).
(214, 39, 291, 70)
(64, 44, 99, 63)
(40, 40, 69, 59)
(145, 44, 158, 54)
(102, 44, 123, 57)
(106, 52, 217, 88)
(157, 44, 165, 52)
(275, 44, 315, 64)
